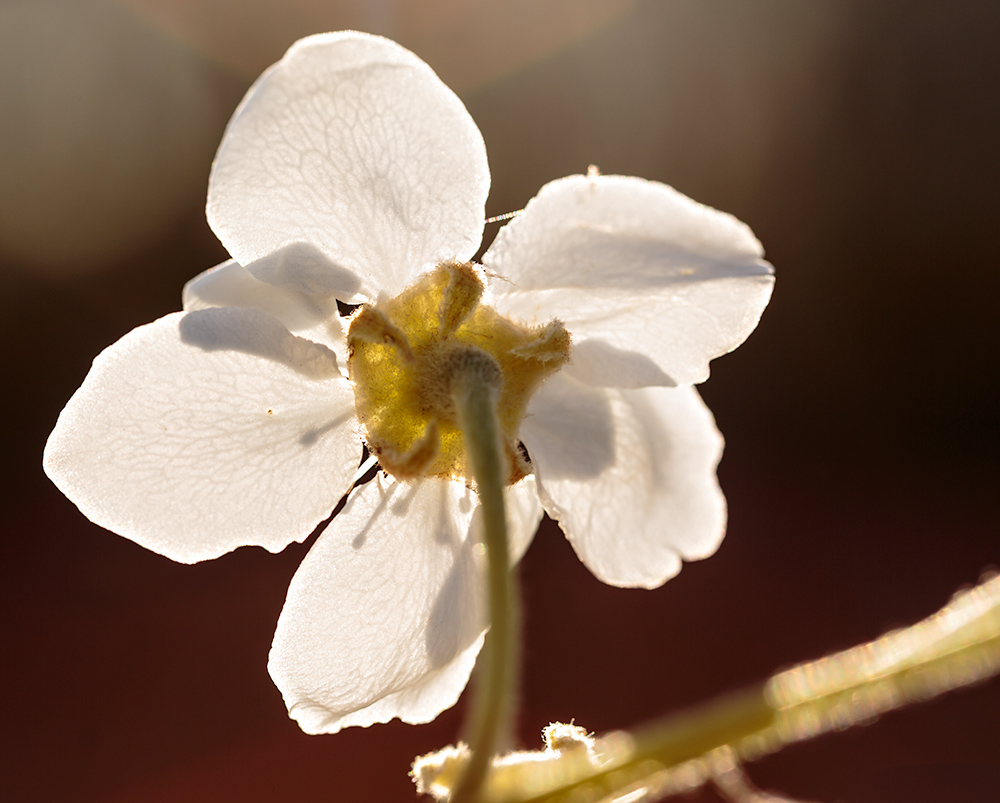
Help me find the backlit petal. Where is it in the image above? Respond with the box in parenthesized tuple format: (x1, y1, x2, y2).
(505, 475, 544, 563)
(521, 372, 726, 589)
(207, 32, 489, 302)
(269, 475, 484, 734)
(43, 308, 359, 563)
(485, 174, 773, 387)
(466, 475, 543, 565)
(183, 258, 346, 359)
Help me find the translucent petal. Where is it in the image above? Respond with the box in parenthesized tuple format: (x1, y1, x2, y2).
(520, 373, 726, 589)
(43, 309, 359, 563)
(485, 174, 774, 387)
(207, 32, 489, 303)
(505, 474, 544, 563)
(183, 257, 347, 360)
(466, 475, 543, 566)
(269, 475, 484, 734)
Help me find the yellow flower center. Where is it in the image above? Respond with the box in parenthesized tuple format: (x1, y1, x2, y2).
(347, 261, 571, 484)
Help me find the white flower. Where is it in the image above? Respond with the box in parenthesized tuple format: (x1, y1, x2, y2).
(43, 32, 773, 735)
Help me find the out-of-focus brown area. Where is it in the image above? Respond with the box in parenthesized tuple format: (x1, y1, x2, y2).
(2, 1, 998, 801)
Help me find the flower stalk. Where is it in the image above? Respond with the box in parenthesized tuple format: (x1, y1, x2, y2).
(450, 354, 518, 803)
(446, 570, 1000, 803)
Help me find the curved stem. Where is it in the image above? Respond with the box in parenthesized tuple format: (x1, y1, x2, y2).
(450, 367, 517, 803)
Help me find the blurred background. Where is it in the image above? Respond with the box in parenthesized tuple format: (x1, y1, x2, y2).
(2, 1, 998, 800)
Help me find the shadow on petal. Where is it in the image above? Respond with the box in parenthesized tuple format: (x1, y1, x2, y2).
(351, 481, 400, 549)
(564, 338, 678, 388)
(300, 411, 357, 446)
(184, 257, 345, 343)
(523, 374, 616, 480)
(426, 533, 485, 669)
(246, 241, 363, 299)
(549, 227, 773, 290)
(179, 307, 342, 380)
(388, 481, 418, 519)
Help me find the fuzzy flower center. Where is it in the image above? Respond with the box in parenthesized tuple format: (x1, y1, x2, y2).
(347, 261, 571, 484)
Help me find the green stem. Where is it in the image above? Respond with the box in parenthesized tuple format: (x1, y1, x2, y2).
(450, 362, 517, 803)
(510, 689, 776, 803)
(502, 571, 1000, 803)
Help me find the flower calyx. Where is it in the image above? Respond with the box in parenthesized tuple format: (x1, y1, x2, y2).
(347, 260, 570, 484)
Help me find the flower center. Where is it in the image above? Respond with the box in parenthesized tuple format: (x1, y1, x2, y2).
(347, 261, 571, 484)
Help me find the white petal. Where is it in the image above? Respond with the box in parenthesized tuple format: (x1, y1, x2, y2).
(183, 257, 347, 359)
(269, 475, 484, 734)
(520, 372, 726, 589)
(485, 174, 774, 388)
(467, 475, 544, 566)
(505, 475, 544, 563)
(207, 32, 490, 303)
(43, 308, 360, 564)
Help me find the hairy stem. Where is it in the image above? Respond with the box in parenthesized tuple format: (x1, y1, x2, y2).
(450, 362, 517, 803)
(511, 571, 1000, 803)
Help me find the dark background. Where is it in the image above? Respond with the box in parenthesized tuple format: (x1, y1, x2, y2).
(2, 1, 998, 801)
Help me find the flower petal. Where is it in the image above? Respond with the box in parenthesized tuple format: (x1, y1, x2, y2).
(505, 475, 544, 563)
(520, 372, 726, 589)
(183, 257, 347, 359)
(268, 475, 484, 734)
(207, 32, 490, 303)
(485, 174, 774, 388)
(43, 308, 359, 563)
(467, 475, 544, 565)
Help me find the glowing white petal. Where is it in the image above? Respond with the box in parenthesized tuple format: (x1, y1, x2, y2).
(208, 32, 489, 302)
(269, 475, 484, 734)
(485, 174, 774, 387)
(521, 373, 726, 589)
(43, 309, 359, 563)
(505, 475, 544, 563)
(466, 475, 543, 565)
(183, 258, 347, 359)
